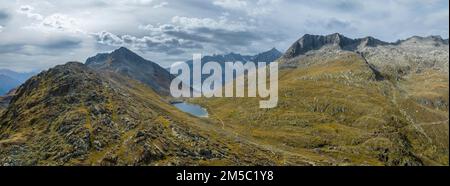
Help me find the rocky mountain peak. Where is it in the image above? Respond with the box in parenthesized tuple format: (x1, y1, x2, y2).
(85, 47, 173, 95)
(358, 36, 388, 47)
(115, 46, 133, 53)
(251, 48, 282, 62)
(280, 33, 448, 61)
(269, 47, 279, 52)
(398, 35, 448, 46)
(328, 33, 347, 43)
(86, 47, 146, 67)
(282, 33, 354, 59)
(110, 47, 144, 62)
(265, 47, 282, 54)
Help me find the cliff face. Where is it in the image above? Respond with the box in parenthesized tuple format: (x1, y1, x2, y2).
(280, 33, 448, 78)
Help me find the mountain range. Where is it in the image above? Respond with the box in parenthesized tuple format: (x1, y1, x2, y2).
(193, 33, 449, 165)
(280, 33, 449, 76)
(188, 47, 282, 64)
(0, 33, 448, 165)
(0, 75, 19, 96)
(170, 48, 283, 89)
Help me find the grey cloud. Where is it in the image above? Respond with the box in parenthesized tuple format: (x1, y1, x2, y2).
(285, 0, 362, 13)
(141, 38, 203, 53)
(176, 0, 225, 14)
(0, 10, 8, 19)
(326, 19, 352, 30)
(165, 48, 185, 55)
(93, 13, 265, 55)
(164, 30, 213, 43)
(0, 0, 448, 72)
(93, 31, 203, 55)
(0, 38, 82, 55)
(39, 39, 82, 49)
(0, 10, 9, 24)
(333, 0, 362, 12)
(94, 31, 123, 45)
(193, 27, 261, 46)
(135, 16, 264, 53)
(0, 44, 24, 54)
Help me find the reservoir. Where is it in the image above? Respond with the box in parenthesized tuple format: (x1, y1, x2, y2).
(172, 102, 208, 117)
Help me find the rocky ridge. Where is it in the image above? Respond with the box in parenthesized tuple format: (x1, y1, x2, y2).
(280, 34, 448, 79)
(0, 62, 279, 165)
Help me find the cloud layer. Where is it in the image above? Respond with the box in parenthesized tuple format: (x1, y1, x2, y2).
(0, 0, 448, 71)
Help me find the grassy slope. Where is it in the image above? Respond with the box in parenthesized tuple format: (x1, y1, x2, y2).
(0, 63, 282, 165)
(192, 53, 449, 165)
(100, 71, 284, 165)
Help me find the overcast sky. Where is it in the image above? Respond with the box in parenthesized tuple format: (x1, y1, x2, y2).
(0, 0, 448, 72)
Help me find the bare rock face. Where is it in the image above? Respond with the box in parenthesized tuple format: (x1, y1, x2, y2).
(270, 33, 448, 165)
(283, 33, 349, 59)
(359, 36, 449, 78)
(281, 33, 389, 60)
(280, 33, 448, 79)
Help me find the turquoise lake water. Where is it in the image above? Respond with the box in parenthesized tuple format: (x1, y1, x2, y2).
(172, 102, 208, 117)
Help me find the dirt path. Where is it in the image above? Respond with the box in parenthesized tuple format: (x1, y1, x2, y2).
(390, 82, 434, 143)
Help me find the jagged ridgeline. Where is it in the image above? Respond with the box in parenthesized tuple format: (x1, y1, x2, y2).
(192, 33, 449, 165)
(169, 48, 283, 87)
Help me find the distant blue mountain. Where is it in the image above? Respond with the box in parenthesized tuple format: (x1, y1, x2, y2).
(183, 47, 282, 64)
(86, 47, 174, 95)
(0, 74, 20, 95)
(0, 69, 36, 95)
(168, 48, 282, 89)
(0, 69, 36, 82)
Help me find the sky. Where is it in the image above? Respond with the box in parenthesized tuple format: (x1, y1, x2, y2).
(0, 0, 448, 72)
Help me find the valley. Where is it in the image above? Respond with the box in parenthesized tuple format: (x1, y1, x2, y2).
(0, 33, 448, 166)
(191, 34, 449, 165)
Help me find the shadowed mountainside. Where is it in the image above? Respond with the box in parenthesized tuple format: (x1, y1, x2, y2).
(86, 47, 174, 95)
